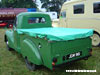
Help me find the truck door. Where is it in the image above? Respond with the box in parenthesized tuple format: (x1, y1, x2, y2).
(59, 11, 67, 27)
(13, 18, 21, 53)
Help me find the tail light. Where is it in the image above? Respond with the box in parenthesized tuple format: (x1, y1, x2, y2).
(52, 62, 55, 66)
(52, 58, 57, 66)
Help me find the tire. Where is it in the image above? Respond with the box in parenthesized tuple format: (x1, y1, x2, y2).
(24, 57, 36, 71)
(7, 24, 9, 28)
(6, 40, 12, 51)
(92, 32, 100, 47)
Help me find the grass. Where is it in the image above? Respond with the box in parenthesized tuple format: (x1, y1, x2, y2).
(0, 29, 100, 75)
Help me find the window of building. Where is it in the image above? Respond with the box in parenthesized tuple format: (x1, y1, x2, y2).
(94, 2, 100, 13)
(74, 4, 84, 14)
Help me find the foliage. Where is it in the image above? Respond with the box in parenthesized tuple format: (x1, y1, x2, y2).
(0, 2, 2, 7)
(1, 0, 37, 8)
(40, 0, 65, 15)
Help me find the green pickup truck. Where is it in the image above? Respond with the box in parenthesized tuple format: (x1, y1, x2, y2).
(4, 12, 93, 70)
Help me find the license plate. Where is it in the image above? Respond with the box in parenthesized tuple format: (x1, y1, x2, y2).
(67, 52, 82, 59)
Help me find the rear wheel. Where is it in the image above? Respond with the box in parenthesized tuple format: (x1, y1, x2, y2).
(24, 57, 36, 71)
(92, 32, 100, 47)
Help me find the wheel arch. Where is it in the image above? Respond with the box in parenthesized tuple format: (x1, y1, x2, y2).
(94, 30, 100, 36)
(21, 38, 43, 65)
(4, 31, 14, 49)
(93, 27, 100, 36)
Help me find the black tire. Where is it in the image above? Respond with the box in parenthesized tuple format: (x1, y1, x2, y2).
(7, 24, 9, 28)
(6, 40, 12, 51)
(24, 57, 36, 71)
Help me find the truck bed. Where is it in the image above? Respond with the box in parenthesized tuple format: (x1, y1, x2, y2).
(17, 27, 93, 41)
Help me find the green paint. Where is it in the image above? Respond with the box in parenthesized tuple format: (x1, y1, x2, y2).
(5, 12, 93, 70)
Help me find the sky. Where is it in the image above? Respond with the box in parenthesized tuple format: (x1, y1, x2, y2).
(36, 0, 42, 9)
(36, 0, 46, 12)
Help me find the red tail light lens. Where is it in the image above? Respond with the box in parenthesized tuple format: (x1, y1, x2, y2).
(52, 62, 55, 66)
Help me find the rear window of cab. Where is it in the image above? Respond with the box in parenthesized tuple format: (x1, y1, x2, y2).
(28, 17, 46, 24)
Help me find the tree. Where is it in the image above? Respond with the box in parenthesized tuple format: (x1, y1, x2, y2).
(40, 0, 65, 15)
(1, 0, 37, 8)
(0, 2, 2, 7)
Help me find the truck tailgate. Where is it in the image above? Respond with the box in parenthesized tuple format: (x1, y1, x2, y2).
(51, 37, 92, 65)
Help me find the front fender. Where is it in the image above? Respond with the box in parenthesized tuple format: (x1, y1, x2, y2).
(5, 30, 14, 49)
(21, 38, 42, 65)
(93, 27, 100, 35)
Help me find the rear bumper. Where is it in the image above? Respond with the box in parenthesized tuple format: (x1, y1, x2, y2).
(53, 54, 92, 69)
(66, 54, 91, 63)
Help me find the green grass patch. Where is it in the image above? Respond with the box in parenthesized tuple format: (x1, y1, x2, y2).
(0, 29, 100, 75)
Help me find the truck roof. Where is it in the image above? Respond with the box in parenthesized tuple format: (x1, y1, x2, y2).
(64, 0, 86, 5)
(17, 12, 50, 18)
(17, 27, 93, 41)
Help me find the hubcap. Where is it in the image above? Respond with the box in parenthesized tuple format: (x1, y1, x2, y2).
(92, 33, 100, 46)
(9, 24, 13, 28)
(6, 41, 9, 45)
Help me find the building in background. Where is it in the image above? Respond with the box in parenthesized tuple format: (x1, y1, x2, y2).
(43, 12, 57, 20)
(0, 8, 36, 28)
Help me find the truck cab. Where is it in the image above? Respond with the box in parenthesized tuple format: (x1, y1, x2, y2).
(5, 12, 93, 70)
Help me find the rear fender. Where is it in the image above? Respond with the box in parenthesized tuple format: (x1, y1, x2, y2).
(21, 39, 42, 65)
